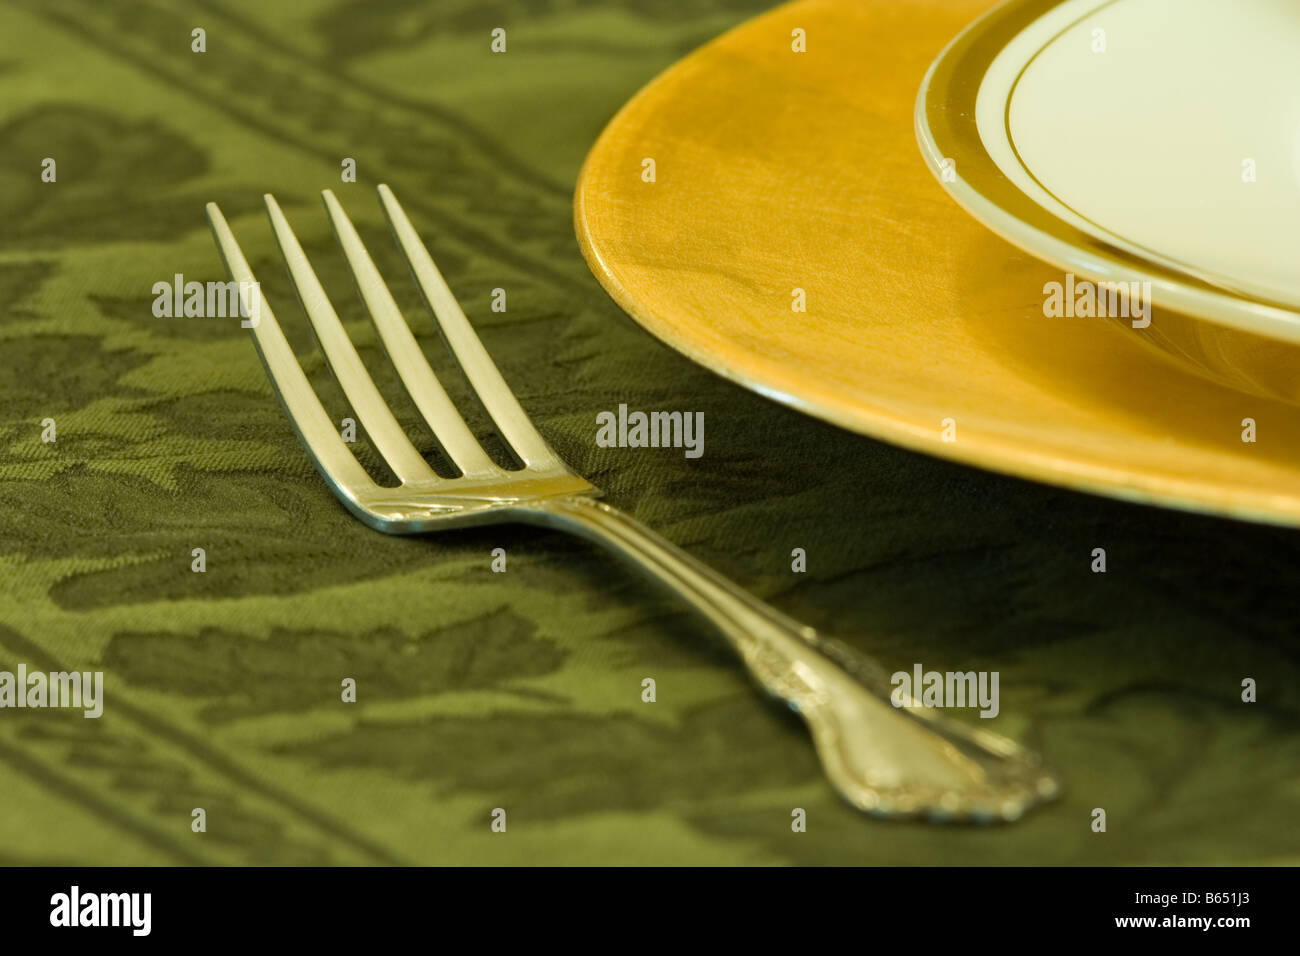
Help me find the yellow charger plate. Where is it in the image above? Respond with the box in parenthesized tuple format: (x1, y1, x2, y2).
(574, 0, 1300, 527)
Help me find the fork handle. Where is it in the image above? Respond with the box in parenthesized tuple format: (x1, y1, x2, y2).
(533, 495, 1058, 821)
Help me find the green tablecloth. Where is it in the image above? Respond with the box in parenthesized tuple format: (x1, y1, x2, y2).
(0, 0, 1296, 865)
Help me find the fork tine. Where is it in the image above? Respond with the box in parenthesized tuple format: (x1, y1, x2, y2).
(205, 202, 378, 507)
(264, 194, 440, 488)
(320, 189, 500, 480)
(377, 184, 563, 472)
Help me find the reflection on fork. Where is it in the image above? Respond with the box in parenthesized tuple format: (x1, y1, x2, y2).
(206, 185, 1060, 822)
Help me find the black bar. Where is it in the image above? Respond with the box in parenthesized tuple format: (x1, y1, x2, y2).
(1, 866, 1284, 941)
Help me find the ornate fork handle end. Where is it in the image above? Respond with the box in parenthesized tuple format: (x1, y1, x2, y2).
(747, 635, 1061, 822)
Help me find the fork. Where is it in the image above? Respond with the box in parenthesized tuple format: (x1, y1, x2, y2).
(205, 185, 1059, 822)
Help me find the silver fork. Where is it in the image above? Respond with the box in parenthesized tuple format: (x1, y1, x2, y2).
(206, 185, 1059, 822)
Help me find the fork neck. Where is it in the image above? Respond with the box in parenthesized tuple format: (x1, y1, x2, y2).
(526, 495, 886, 690)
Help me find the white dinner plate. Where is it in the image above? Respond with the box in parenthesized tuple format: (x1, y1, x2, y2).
(916, 0, 1300, 397)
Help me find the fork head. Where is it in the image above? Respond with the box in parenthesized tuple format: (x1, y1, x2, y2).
(206, 185, 595, 534)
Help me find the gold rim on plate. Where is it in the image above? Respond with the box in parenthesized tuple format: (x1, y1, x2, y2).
(916, 0, 1300, 399)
